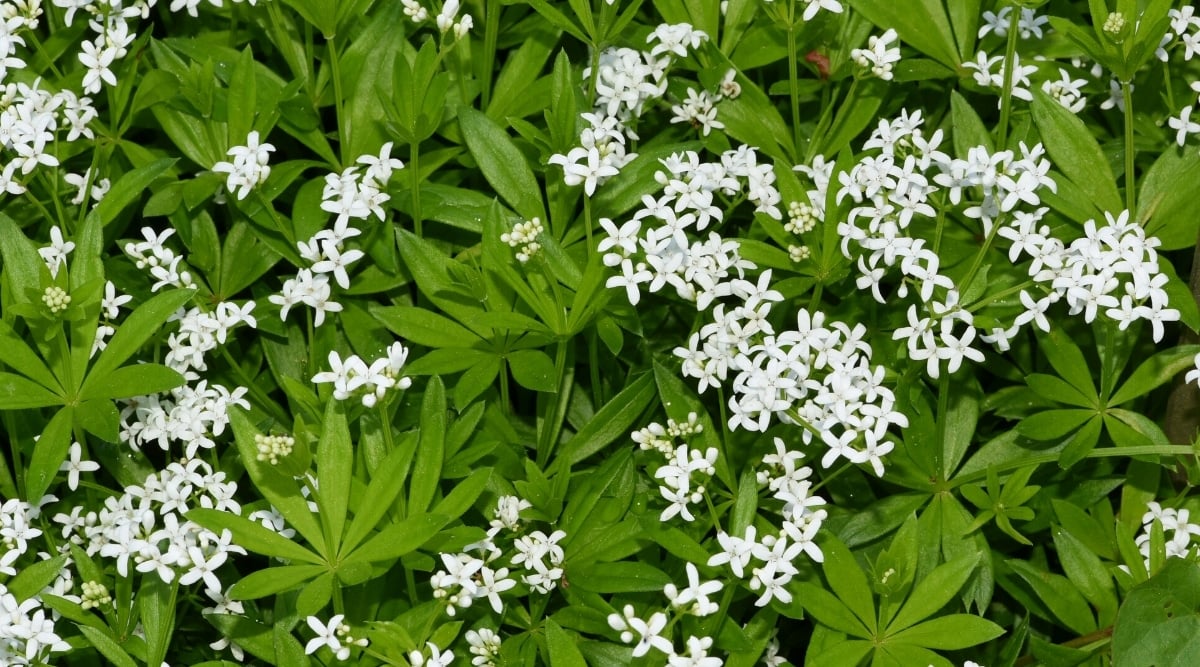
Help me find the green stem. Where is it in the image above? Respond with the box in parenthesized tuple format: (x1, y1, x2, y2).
(1122, 80, 1136, 213)
(327, 37, 348, 166)
(254, 191, 297, 249)
(537, 339, 570, 466)
(588, 331, 603, 408)
(583, 191, 594, 252)
(934, 373, 951, 480)
(996, 3, 1021, 149)
(1163, 60, 1178, 113)
(932, 194, 947, 254)
(332, 580, 345, 614)
(787, 21, 802, 158)
(811, 461, 855, 492)
(499, 356, 511, 414)
(216, 346, 292, 426)
(410, 140, 423, 238)
(959, 216, 1004, 294)
(966, 279, 1037, 311)
(481, 0, 500, 108)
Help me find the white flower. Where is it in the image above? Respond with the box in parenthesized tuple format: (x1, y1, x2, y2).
(59, 442, 99, 491)
(304, 615, 350, 661)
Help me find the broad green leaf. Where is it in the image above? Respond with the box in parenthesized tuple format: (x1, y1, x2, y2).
(7, 554, 67, 600)
(1110, 345, 1200, 406)
(729, 470, 759, 537)
(229, 565, 326, 600)
(342, 437, 421, 555)
(24, 407, 72, 501)
(545, 619, 588, 667)
(344, 512, 446, 564)
(317, 400, 352, 555)
(1026, 373, 1095, 409)
(0, 319, 60, 391)
(1112, 558, 1200, 666)
(797, 582, 871, 637)
(431, 466, 491, 521)
(371, 305, 481, 348)
(188, 508, 323, 564)
(1016, 409, 1092, 441)
(82, 288, 196, 393)
(140, 577, 177, 667)
(1052, 525, 1118, 624)
(888, 614, 1004, 649)
(570, 561, 672, 593)
(0, 372, 63, 409)
(1007, 559, 1096, 634)
(93, 159, 178, 227)
(1031, 90, 1122, 215)
(410, 376, 446, 514)
(509, 348, 558, 393)
(78, 625, 138, 667)
(888, 553, 979, 632)
(79, 363, 185, 401)
(822, 536, 876, 632)
(458, 106, 545, 222)
(951, 90, 993, 155)
(555, 373, 655, 466)
(0, 214, 43, 307)
(296, 572, 334, 617)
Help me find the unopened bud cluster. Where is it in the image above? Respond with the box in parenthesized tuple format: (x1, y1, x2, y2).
(501, 217, 544, 264)
(255, 433, 295, 465)
(42, 286, 71, 313)
(785, 201, 818, 235)
(80, 581, 111, 610)
(1103, 12, 1125, 36)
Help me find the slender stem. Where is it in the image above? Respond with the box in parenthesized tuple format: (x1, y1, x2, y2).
(1163, 60, 1178, 113)
(306, 308, 317, 380)
(327, 37, 348, 166)
(996, 4, 1021, 148)
(410, 140, 423, 238)
(1122, 80, 1136, 213)
(966, 279, 1037, 311)
(537, 339, 569, 466)
(499, 357, 511, 414)
(787, 22, 802, 158)
(583, 191, 594, 252)
(934, 374, 951, 480)
(960, 216, 1004, 294)
(216, 346, 292, 426)
(932, 194, 947, 254)
(481, 0, 500, 108)
(811, 461, 854, 493)
(332, 583, 345, 615)
(588, 332, 603, 408)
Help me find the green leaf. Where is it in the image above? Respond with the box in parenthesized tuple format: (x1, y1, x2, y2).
(410, 376, 446, 514)
(509, 348, 558, 393)
(821, 536, 876, 632)
(189, 508, 324, 564)
(888, 552, 980, 632)
(78, 625, 138, 667)
(555, 373, 655, 466)
(1017, 409, 1092, 441)
(7, 554, 67, 600)
(458, 106, 545, 221)
(139, 577, 176, 667)
(82, 288, 196, 394)
(570, 561, 672, 593)
(432, 466, 491, 521)
(93, 159, 178, 226)
(1052, 525, 1119, 624)
(344, 512, 447, 564)
(229, 565, 326, 600)
(951, 91, 993, 156)
(0, 372, 63, 409)
(1112, 558, 1200, 666)
(24, 407, 72, 501)
(317, 399, 352, 556)
(342, 438, 422, 555)
(79, 363, 185, 401)
(1007, 559, 1096, 634)
(0, 214, 43, 307)
(1031, 90, 1122, 215)
(371, 305, 481, 348)
(0, 319, 61, 391)
(797, 582, 871, 637)
(888, 614, 1005, 649)
(545, 619, 588, 667)
(1110, 345, 1200, 406)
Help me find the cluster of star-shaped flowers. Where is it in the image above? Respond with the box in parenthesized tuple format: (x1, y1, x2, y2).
(302, 614, 370, 662)
(52, 459, 246, 590)
(212, 130, 275, 201)
(633, 414, 717, 523)
(1123, 502, 1200, 574)
(119, 379, 250, 458)
(606, 559, 726, 663)
(599, 146, 781, 308)
(430, 496, 565, 618)
(310, 343, 414, 408)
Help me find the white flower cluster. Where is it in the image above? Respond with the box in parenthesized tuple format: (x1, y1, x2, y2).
(1158, 7, 1200, 62)
(303, 614, 369, 661)
(978, 6, 1050, 40)
(430, 496, 566, 617)
(37, 225, 74, 278)
(165, 301, 258, 374)
(119, 381, 250, 458)
(65, 166, 111, 206)
(254, 432, 294, 465)
(964, 50, 1039, 107)
(320, 142, 403, 225)
(1041, 68, 1089, 113)
(607, 601, 722, 664)
(310, 343, 414, 408)
(410, 641, 454, 667)
(851, 28, 901, 81)
(633, 415, 716, 523)
(211, 130, 274, 200)
(706, 437, 828, 609)
(122, 226, 197, 292)
(669, 87, 724, 136)
(435, 0, 472, 39)
(599, 147, 781, 307)
(1, 497, 46, 576)
(465, 628, 501, 667)
(1009, 210, 1179, 342)
(500, 216, 544, 264)
(1127, 502, 1200, 572)
(53, 459, 246, 590)
(549, 112, 637, 197)
(0, 581, 70, 666)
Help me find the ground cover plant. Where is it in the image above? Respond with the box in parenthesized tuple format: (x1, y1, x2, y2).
(5, 0, 1200, 664)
